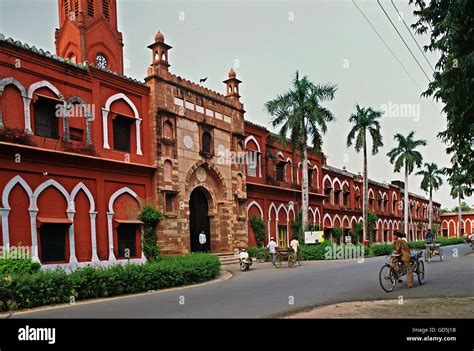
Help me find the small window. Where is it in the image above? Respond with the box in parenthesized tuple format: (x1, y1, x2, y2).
(276, 162, 285, 181)
(103, 0, 110, 20)
(165, 194, 174, 213)
(39, 224, 67, 263)
(87, 0, 94, 17)
(247, 151, 257, 177)
(69, 127, 84, 142)
(117, 224, 137, 259)
(113, 115, 133, 152)
(33, 97, 59, 139)
(202, 131, 212, 154)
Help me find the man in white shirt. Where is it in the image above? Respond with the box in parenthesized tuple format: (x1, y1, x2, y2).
(199, 230, 207, 251)
(267, 237, 278, 265)
(290, 237, 299, 254)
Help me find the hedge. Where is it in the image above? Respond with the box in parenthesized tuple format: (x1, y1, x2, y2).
(0, 253, 220, 311)
(0, 258, 41, 275)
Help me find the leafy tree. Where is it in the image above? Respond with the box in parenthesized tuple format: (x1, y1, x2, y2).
(367, 212, 378, 245)
(416, 162, 443, 230)
(250, 215, 266, 247)
(387, 131, 426, 241)
(140, 205, 163, 262)
(452, 202, 472, 212)
(346, 104, 384, 243)
(410, 0, 474, 194)
(266, 71, 336, 232)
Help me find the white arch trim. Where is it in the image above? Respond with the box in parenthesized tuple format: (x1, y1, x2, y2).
(247, 200, 263, 218)
(71, 182, 96, 213)
(102, 93, 142, 155)
(244, 135, 261, 152)
(32, 179, 71, 211)
(108, 187, 138, 213)
(323, 213, 333, 227)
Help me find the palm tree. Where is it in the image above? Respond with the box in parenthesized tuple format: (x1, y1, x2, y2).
(265, 71, 336, 231)
(450, 184, 466, 238)
(387, 131, 427, 241)
(416, 162, 443, 231)
(346, 104, 384, 244)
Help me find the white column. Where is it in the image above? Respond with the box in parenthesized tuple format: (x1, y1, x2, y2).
(0, 208, 10, 250)
(90, 212, 100, 263)
(136, 119, 142, 155)
(106, 212, 116, 261)
(67, 211, 78, 265)
(102, 109, 110, 149)
(29, 209, 40, 262)
(267, 219, 271, 243)
(24, 97, 32, 134)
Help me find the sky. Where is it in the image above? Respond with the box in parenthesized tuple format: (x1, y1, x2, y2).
(0, 0, 472, 209)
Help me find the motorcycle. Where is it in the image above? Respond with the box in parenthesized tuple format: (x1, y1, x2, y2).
(239, 249, 253, 271)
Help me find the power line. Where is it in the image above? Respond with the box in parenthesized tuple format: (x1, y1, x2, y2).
(352, 0, 421, 90)
(377, 0, 432, 82)
(390, 0, 435, 73)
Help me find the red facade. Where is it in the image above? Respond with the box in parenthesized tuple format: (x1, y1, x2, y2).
(0, 0, 443, 269)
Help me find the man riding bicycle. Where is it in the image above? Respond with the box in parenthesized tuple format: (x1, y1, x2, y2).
(425, 229, 435, 244)
(393, 231, 413, 289)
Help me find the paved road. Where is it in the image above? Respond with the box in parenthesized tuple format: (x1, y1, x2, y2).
(13, 244, 473, 318)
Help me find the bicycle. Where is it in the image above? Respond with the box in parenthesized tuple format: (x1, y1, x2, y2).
(379, 251, 425, 292)
(256, 248, 272, 263)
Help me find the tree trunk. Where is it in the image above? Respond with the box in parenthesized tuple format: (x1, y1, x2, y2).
(301, 147, 309, 232)
(458, 194, 462, 238)
(404, 165, 409, 240)
(363, 131, 369, 244)
(428, 188, 433, 232)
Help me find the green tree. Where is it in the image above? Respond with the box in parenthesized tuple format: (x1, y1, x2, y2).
(410, 0, 474, 194)
(139, 205, 163, 262)
(266, 71, 336, 231)
(450, 183, 468, 238)
(250, 215, 266, 247)
(416, 162, 443, 230)
(387, 131, 427, 241)
(346, 104, 384, 243)
(452, 202, 472, 212)
(367, 212, 378, 245)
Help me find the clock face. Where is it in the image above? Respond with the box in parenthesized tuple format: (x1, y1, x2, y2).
(95, 54, 107, 69)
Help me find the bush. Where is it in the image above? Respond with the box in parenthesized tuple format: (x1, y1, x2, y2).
(435, 236, 465, 246)
(247, 247, 266, 258)
(0, 258, 41, 275)
(408, 241, 426, 250)
(0, 253, 220, 310)
(300, 242, 332, 261)
(369, 243, 393, 256)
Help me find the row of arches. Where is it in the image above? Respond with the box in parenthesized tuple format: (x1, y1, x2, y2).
(0, 175, 144, 267)
(441, 218, 473, 237)
(0, 77, 143, 155)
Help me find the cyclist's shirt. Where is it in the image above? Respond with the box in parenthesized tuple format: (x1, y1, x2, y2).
(394, 238, 411, 262)
(426, 233, 435, 244)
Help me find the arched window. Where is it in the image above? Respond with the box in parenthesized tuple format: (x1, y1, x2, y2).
(163, 120, 173, 139)
(202, 131, 211, 154)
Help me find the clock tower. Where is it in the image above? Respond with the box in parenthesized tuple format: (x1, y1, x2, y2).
(55, 0, 124, 74)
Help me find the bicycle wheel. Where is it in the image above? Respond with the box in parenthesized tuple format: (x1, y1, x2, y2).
(256, 252, 266, 263)
(424, 249, 431, 263)
(297, 252, 303, 266)
(417, 260, 425, 285)
(288, 253, 296, 268)
(275, 255, 282, 268)
(379, 264, 396, 292)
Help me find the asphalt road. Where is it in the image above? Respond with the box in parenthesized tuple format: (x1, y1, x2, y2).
(13, 244, 473, 318)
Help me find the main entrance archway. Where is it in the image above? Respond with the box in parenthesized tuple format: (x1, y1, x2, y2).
(189, 187, 211, 252)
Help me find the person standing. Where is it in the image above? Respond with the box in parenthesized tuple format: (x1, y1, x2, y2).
(290, 237, 300, 254)
(425, 229, 435, 244)
(267, 237, 278, 266)
(199, 230, 207, 252)
(394, 231, 413, 288)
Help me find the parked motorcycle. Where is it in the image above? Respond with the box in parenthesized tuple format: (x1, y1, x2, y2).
(239, 249, 253, 271)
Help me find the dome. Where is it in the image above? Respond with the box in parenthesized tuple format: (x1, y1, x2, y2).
(228, 68, 237, 79)
(155, 31, 165, 42)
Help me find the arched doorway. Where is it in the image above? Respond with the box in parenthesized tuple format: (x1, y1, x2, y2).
(189, 187, 211, 252)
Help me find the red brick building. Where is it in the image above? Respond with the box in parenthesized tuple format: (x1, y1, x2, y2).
(244, 121, 442, 247)
(0, 0, 154, 269)
(0, 0, 442, 269)
(440, 211, 474, 237)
